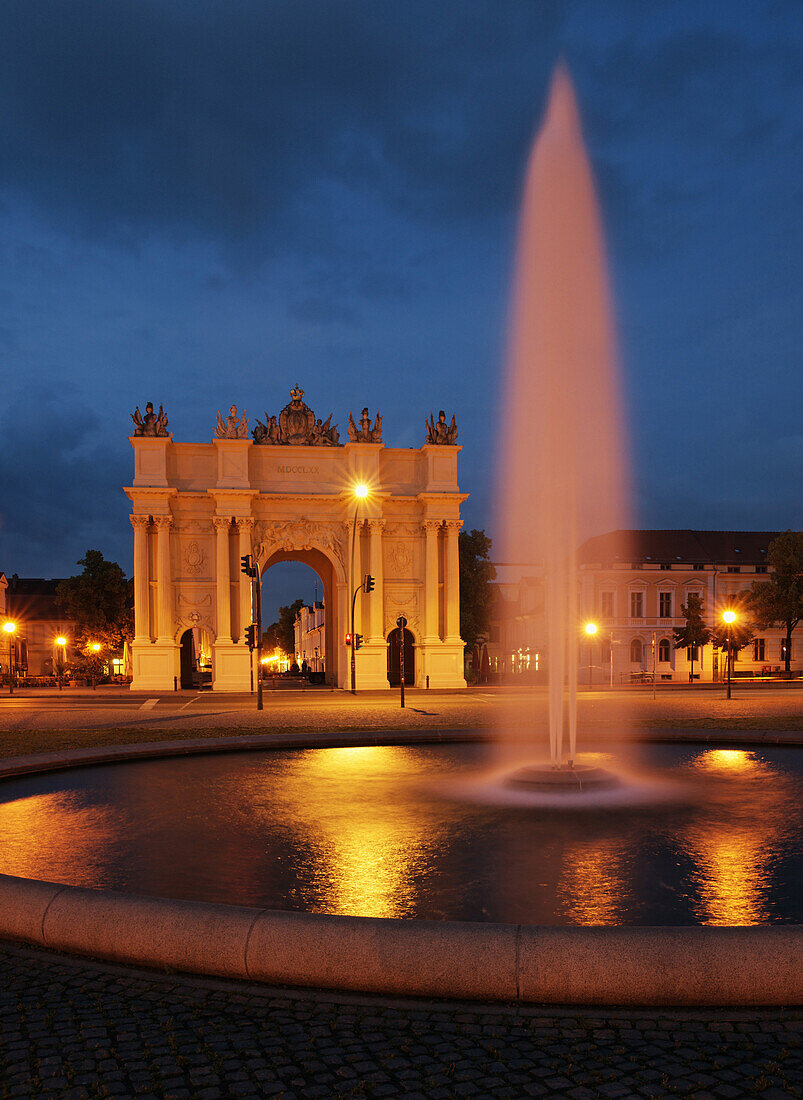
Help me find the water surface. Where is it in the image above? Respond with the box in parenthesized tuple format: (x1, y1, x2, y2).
(0, 743, 800, 926)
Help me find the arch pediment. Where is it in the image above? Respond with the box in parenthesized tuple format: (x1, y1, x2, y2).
(253, 518, 348, 579)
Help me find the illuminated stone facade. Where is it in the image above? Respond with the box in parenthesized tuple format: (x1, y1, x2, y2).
(125, 394, 467, 691)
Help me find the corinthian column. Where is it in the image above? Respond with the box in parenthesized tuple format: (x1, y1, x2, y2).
(236, 518, 255, 642)
(367, 519, 385, 643)
(130, 515, 150, 643)
(423, 520, 441, 641)
(444, 520, 462, 641)
(214, 516, 232, 643)
(153, 515, 174, 643)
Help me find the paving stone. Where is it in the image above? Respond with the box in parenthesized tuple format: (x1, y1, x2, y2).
(0, 944, 799, 1099)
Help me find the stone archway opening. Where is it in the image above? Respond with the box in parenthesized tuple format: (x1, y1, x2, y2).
(261, 548, 342, 686)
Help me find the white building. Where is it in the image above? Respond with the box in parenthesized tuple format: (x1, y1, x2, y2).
(294, 601, 325, 672)
(488, 530, 801, 683)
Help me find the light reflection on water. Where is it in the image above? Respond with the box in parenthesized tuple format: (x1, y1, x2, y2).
(0, 744, 800, 926)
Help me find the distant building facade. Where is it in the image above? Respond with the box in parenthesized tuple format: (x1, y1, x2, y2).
(0, 576, 75, 680)
(294, 601, 325, 672)
(488, 531, 801, 683)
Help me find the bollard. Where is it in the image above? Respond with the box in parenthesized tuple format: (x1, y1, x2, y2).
(426, 675, 430, 690)
(174, 675, 178, 691)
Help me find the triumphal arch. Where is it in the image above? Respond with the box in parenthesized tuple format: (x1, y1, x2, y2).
(125, 387, 467, 691)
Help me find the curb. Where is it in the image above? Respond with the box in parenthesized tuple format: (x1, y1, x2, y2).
(0, 873, 800, 1006)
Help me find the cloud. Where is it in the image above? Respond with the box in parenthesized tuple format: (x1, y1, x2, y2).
(0, 388, 131, 575)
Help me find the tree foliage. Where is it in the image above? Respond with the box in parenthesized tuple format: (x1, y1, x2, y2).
(746, 531, 803, 675)
(459, 529, 497, 651)
(263, 597, 305, 655)
(672, 593, 711, 682)
(56, 550, 133, 650)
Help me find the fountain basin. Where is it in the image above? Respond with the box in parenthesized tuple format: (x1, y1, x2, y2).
(0, 735, 801, 1005)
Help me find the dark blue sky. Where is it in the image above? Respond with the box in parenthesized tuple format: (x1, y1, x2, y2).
(1, 1, 801, 613)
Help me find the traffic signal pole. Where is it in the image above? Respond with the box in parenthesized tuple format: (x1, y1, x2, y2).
(350, 574, 374, 694)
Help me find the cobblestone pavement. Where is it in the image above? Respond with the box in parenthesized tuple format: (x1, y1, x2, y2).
(0, 944, 799, 1099)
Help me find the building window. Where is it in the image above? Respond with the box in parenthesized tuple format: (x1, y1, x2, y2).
(754, 638, 765, 662)
(600, 591, 614, 618)
(630, 591, 644, 618)
(658, 638, 671, 663)
(755, 565, 767, 574)
(660, 563, 672, 571)
(687, 645, 699, 662)
(630, 638, 643, 663)
(693, 563, 705, 571)
(659, 592, 673, 617)
(727, 566, 740, 573)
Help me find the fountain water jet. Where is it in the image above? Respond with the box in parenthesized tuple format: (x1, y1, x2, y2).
(498, 66, 630, 790)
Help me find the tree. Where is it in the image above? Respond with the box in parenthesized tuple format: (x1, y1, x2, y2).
(672, 593, 711, 683)
(263, 597, 305, 656)
(746, 531, 803, 677)
(56, 550, 133, 651)
(459, 529, 497, 652)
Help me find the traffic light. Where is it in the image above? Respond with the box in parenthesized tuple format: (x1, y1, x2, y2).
(345, 632, 352, 646)
(244, 624, 256, 650)
(354, 634, 364, 650)
(364, 574, 375, 593)
(240, 554, 256, 577)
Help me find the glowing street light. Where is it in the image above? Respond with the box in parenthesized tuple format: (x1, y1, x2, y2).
(87, 641, 103, 690)
(722, 609, 738, 699)
(3, 620, 16, 695)
(584, 621, 597, 686)
(55, 636, 67, 691)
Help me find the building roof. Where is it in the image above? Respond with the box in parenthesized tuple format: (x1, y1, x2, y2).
(578, 530, 779, 566)
(5, 577, 68, 622)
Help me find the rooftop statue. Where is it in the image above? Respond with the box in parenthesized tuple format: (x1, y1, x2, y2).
(252, 386, 340, 445)
(215, 405, 249, 439)
(131, 401, 169, 437)
(426, 410, 458, 445)
(347, 407, 383, 443)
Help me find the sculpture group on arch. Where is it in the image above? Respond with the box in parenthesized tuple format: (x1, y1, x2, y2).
(125, 387, 465, 691)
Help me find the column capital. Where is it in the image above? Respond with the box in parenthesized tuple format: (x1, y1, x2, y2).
(235, 516, 255, 531)
(130, 514, 150, 530)
(444, 520, 463, 533)
(422, 519, 442, 536)
(152, 515, 173, 529)
(213, 515, 232, 531)
(367, 518, 386, 532)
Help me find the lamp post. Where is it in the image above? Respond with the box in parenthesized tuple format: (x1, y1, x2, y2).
(349, 483, 369, 694)
(55, 636, 67, 690)
(584, 621, 597, 686)
(89, 641, 102, 690)
(3, 621, 16, 694)
(722, 609, 737, 700)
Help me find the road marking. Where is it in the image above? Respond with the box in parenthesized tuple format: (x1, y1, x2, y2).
(140, 698, 159, 710)
(179, 694, 201, 710)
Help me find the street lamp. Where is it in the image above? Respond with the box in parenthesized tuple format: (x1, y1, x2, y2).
(55, 636, 67, 690)
(349, 482, 370, 694)
(584, 621, 597, 686)
(3, 621, 16, 695)
(722, 609, 737, 700)
(88, 641, 102, 690)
